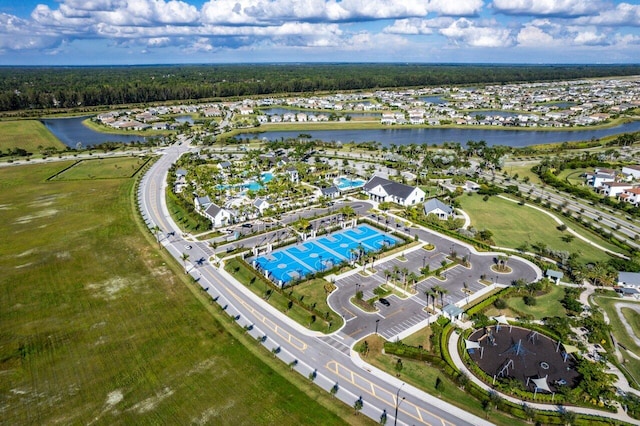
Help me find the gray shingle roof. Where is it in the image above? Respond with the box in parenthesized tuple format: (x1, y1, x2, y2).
(423, 198, 453, 215)
(363, 176, 416, 200)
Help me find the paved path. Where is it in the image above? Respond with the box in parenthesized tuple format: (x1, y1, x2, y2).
(448, 329, 639, 424)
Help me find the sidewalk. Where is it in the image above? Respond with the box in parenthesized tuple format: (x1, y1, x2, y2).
(448, 330, 638, 424)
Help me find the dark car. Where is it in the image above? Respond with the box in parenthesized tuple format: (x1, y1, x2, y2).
(241, 223, 253, 228)
(378, 298, 391, 307)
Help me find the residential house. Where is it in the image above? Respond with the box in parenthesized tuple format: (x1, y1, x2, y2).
(618, 271, 640, 289)
(194, 195, 212, 210)
(622, 165, 640, 180)
(203, 203, 232, 228)
(321, 186, 340, 199)
(618, 187, 640, 206)
(423, 199, 454, 219)
(600, 181, 634, 197)
(285, 167, 299, 183)
(362, 176, 425, 207)
(253, 198, 270, 215)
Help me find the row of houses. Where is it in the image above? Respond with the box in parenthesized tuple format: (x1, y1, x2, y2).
(585, 166, 640, 205)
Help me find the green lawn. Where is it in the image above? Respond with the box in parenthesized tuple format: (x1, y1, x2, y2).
(0, 120, 66, 153)
(503, 163, 543, 185)
(505, 285, 568, 319)
(224, 259, 343, 332)
(556, 168, 590, 186)
(0, 161, 354, 425)
(52, 157, 149, 180)
(458, 193, 622, 264)
(593, 296, 640, 388)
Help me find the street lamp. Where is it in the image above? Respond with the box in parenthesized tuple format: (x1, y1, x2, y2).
(394, 383, 405, 426)
(375, 319, 380, 335)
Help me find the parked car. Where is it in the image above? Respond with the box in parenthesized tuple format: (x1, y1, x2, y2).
(378, 298, 391, 307)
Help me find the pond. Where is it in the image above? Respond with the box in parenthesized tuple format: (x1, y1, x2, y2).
(238, 120, 640, 147)
(42, 116, 146, 147)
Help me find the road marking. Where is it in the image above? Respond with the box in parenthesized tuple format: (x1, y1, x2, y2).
(325, 361, 455, 426)
(205, 270, 308, 351)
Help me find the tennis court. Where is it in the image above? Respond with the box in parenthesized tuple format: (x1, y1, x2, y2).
(253, 224, 400, 285)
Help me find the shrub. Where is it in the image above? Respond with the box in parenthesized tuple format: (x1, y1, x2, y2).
(494, 298, 507, 309)
(523, 295, 537, 306)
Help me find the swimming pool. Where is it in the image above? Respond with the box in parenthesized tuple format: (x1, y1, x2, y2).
(336, 176, 365, 190)
(252, 224, 400, 285)
(218, 172, 274, 192)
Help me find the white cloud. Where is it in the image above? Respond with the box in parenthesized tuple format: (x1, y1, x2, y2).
(575, 3, 640, 26)
(439, 18, 515, 47)
(516, 24, 557, 46)
(426, 0, 484, 16)
(492, 0, 602, 17)
(573, 30, 607, 46)
(383, 17, 455, 34)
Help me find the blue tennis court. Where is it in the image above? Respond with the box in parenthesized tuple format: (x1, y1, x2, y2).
(253, 224, 400, 285)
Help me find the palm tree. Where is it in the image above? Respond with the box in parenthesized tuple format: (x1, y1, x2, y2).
(401, 267, 409, 291)
(425, 288, 436, 311)
(432, 285, 444, 308)
(440, 288, 449, 307)
(181, 252, 190, 274)
(152, 225, 161, 248)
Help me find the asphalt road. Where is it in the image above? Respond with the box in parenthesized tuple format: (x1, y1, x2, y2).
(138, 143, 497, 426)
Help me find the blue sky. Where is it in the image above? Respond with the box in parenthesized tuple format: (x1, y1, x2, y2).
(1, 0, 639, 65)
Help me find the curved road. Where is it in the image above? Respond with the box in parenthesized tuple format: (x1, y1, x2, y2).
(138, 143, 495, 426)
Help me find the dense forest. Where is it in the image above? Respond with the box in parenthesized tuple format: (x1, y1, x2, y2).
(1, 63, 640, 112)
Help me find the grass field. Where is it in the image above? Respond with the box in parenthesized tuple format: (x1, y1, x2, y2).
(458, 193, 623, 264)
(356, 336, 519, 426)
(224, 259, 343, 332)
(51, 157, 150, 180)
(0, 161, 355, 425)
(593, 296, 640, 388)
(0, 120, 66, 153)
(504, 285, 567, 319)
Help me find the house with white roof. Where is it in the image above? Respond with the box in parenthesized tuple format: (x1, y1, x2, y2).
(362, 176, 425, 207)
(622, 165, 640, 180)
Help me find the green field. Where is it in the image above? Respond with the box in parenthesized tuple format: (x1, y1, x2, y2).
(593, 296, 640, 388)
(0, 161, 354, 425)
(51, 157, 149, 180)
(0, 120, 66, 153)
(505, 285, 567, 319)
(458, 193, 623, 264)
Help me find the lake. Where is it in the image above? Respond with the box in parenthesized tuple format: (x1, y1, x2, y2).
(42, 116, 146, 147)
(238, 121, 640, 147)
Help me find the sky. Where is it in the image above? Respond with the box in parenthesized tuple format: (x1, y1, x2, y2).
(0, 0, 639, 65)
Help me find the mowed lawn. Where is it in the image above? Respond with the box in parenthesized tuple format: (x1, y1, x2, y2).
(0, 162, 350, 425)
(0, 120, 66, 153)
(594, 296, 640, 387)
(52, 157, 150, 180)
(458, 193, 620, 264)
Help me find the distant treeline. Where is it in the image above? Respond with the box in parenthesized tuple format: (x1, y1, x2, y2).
(2, 63, 640, 112)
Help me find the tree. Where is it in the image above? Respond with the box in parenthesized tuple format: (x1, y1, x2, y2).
(353, 397, 363, 415)
(181, 252, 190, 274)
(152, 225, 161, 248)
(395, 358, 403, 377)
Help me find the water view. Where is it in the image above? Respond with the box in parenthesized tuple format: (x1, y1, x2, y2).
(42, 116, 146, 147)
(239, 120, 640, 147)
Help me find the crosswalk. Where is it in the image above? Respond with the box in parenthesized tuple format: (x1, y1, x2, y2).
(378, 300, 432, 341)
(318, 334, 352, 356)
